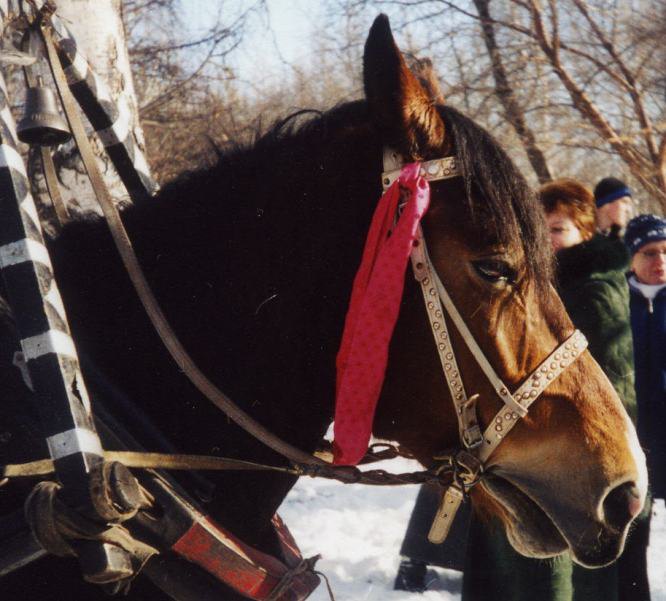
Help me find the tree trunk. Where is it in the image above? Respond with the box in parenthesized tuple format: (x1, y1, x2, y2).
(39, 0, 151, 217)
(473, 0, 552, 184)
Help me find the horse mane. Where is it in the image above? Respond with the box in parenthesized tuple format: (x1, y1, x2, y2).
(150, 100, 552, 295)
(437, 106, 554, 290)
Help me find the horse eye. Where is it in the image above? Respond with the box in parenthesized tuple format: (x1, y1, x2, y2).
(473, 260, 515, 285)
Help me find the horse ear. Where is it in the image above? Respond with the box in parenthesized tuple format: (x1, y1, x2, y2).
(363, 15, 446, 160)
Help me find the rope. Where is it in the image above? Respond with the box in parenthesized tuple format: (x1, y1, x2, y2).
(2, 449, 457, 487)
(267, 555, 322, 601)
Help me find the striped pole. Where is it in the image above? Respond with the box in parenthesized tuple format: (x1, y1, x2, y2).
(30, 0, 158, 204)
(0, 65, 103, 504)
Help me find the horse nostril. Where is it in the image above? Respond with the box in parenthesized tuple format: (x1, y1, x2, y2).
(603, 481, 643, 528)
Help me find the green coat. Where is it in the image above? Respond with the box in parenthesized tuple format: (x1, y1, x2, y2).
(462, 234, 644, 601)
(556, 234, 636, 422)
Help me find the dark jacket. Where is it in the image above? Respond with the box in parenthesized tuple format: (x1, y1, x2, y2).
(629, 279, 666, 498)
(556, 234, 636, 421)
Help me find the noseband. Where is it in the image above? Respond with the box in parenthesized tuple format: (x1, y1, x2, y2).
(382, 149, 588, 542)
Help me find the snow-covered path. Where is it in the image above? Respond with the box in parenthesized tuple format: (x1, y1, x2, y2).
(279, 458, 666, 601)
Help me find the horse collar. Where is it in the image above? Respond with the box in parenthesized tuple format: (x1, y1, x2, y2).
(381, 148, 589, 544)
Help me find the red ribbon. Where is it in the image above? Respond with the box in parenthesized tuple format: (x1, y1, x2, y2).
(332, 163, 430, 465)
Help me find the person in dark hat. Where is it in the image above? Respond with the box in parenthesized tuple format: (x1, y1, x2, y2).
(626, 214, 666, 496)
(594, 177, 635, 235)
(614, 213, 666, 601)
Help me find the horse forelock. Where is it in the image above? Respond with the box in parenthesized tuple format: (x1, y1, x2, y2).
(437, 106, 554, 295)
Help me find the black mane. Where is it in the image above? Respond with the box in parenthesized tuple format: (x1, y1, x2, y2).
(439, 106, 552, 288)
(151, 102, 551, 291)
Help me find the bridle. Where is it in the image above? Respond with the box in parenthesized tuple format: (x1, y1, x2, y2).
(382, 148, 588, 542)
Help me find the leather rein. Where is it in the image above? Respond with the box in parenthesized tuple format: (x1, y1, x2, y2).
(4, 11, 588, 543)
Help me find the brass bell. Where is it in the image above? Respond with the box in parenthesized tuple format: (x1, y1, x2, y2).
(17, 83, 71, 146)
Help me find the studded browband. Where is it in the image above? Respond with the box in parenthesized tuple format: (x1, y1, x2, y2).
(381, 148, 588, 543)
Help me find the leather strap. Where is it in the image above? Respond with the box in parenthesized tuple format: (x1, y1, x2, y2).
(383, 147, 589, 543)
(1, 449, 456, 488)
(39, 17, 325, 469)
(20, 29, 69, 229)
(40, 146, 69, 227)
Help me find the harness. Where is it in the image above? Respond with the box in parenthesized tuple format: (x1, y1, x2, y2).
(0, 5, 590, 596)
(382, 148, 588, 541)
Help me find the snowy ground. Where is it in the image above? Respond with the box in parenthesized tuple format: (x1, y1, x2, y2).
(279, 458, 666, 601)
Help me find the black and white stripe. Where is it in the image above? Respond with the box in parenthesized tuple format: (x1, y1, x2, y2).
(0, 68, 104, 502)
(30, 0, 159, 204)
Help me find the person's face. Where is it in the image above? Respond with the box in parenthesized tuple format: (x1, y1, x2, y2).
(546, 211, 583, 252)
(631, 240, 666, 285)
(596, 196, 634, 230)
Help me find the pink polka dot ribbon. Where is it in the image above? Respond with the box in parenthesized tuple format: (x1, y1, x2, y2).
(332, 163, 430, 465)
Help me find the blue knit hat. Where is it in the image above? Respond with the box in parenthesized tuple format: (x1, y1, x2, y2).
(594, 177, 631, 208)
(624, 214, 666, 255)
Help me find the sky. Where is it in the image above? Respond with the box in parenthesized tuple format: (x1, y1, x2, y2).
(178, 0, 325, 81)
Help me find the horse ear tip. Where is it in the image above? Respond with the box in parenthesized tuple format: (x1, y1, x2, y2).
(369, 14, 392, 38)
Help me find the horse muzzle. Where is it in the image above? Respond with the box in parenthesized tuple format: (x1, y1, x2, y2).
(480, 470, 646, 567)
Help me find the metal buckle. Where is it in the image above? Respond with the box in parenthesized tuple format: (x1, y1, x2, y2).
(462, 425, 483, 449)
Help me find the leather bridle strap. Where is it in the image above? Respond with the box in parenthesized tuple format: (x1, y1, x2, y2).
(38, 14, 326, 469)
(382, 148, 588, 542)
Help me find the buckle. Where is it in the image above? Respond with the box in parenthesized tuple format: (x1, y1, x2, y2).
(462, 425, 482, 449)
(453, 450, 483, 487)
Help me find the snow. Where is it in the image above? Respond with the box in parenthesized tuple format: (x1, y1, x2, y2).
(279, 458, 666, 601)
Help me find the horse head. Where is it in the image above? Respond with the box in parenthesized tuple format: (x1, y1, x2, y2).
(362, 15, 647, 567)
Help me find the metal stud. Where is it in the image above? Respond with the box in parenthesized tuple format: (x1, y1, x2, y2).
(547, 373, 554, 380)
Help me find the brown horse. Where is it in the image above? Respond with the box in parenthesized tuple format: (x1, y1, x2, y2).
(0, 14, 646, 600)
